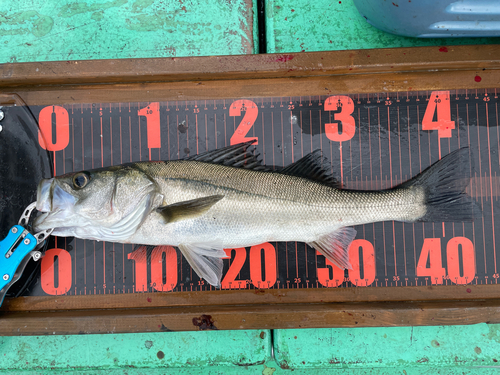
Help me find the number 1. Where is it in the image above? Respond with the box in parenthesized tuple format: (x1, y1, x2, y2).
(138, 102, 161, 148)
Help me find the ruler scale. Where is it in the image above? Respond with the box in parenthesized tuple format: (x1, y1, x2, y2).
(18, 89, 500, 296)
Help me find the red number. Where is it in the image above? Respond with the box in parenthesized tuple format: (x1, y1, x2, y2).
(422, 91, 454, 138)
(324, 96, 355, 142)
(348, 239, 375, 287)
(229, 100, 258, 145)
(40, 248, 72, 295)
(150, 246, 178, 291)
(138, 102, 161, 148)
(38, 106, 69, 151)
(128, 246, 148, 292)
(317, 252, 344, 287)
(249, 243, 277, 289)
(317, 239, 375, 287)
(416, 238, 446, 285)
(447, 237, 475, 285)
(221, 248, 247, 289)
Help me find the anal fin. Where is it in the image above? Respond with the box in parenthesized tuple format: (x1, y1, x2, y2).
(178, 241, 226, 288)
(308, 227, 357, 269)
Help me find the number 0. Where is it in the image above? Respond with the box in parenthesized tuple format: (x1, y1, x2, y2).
(38, 106, 69, 151)
(41, 248, 72, 295)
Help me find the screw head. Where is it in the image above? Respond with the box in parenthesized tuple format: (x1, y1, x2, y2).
(11, 227, 18, 234)
(3, 274, 9, 281)
(0, 110, 4, 121)
(23, 238, 30, 245)
(32, 251, 42, 261)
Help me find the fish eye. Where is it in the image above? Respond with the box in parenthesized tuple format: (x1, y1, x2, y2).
(72, 172, 90, 189)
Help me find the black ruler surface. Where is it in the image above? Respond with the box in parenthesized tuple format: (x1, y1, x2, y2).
(6, 89, 500, 296)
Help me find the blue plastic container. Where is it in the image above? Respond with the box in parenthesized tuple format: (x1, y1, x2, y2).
(353, 0, 500, 37)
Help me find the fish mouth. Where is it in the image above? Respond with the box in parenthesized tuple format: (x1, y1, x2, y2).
(36, 178, 54, 212)
(34, 178, 77, 231)
(36, 178, 76, 212)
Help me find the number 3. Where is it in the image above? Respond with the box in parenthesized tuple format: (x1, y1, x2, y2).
(324, 96, 356, 142)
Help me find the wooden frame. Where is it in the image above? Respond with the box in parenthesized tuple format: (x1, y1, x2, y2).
(1, 44, 500, 335)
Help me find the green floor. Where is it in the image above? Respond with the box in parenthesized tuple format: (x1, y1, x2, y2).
(1, 0, 500, 373)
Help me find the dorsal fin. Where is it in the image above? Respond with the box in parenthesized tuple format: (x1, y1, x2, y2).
(280, 150, 340, 188)
(185, 141, 268, 171)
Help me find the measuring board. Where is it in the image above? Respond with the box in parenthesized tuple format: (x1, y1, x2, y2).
(4, 89, 496, 297)
(1, 46, 500, 334)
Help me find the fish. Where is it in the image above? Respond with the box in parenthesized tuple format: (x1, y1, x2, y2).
(33, 142, 480, 287)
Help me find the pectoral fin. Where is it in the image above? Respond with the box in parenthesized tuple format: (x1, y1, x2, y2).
(157, 195, 224, 223)
(308, 227, 357, 269)
(178, 241, 226, 287)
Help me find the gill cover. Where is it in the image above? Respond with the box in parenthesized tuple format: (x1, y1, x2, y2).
(34, 167, 163, 242)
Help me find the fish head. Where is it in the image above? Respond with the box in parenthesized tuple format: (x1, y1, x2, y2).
(34, 165, 162, 241)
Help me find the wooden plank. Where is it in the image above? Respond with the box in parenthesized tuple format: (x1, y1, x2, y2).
(2, 300, 500, 336)
(1, 284, 496, 312)
(5, 69, 500, 106)
(0, 45, 499, 334)
(0, 45, 498, 88)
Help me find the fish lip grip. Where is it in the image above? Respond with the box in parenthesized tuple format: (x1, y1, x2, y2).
(0, 202, 53, 307)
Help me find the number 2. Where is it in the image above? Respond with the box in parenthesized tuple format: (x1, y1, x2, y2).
(229, 100, 258, 145)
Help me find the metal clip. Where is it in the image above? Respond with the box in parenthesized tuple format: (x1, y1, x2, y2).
(0, 202, 53, 306)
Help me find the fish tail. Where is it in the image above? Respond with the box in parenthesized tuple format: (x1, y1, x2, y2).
(402, 148, 481, 222)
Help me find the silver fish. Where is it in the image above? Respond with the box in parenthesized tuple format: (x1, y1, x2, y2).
(34, 142, 479, 287)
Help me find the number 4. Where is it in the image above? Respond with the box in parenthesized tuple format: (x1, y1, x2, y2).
(422, 91, 454, 138)
(416, 238, 446, 284)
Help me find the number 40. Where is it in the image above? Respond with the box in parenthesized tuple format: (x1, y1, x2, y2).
(417, 237, 475, 285)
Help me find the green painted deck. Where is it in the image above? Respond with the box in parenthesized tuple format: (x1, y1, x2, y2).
(2, 324, 500, 373)
(1, 0, 500, 373)
(265, 0, 499, 52)
(0, 0, 257, 63)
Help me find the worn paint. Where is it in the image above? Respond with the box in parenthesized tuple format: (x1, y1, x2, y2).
(0, 330, 270, 371)
(266, 0, 500, 53)
(274, 324, 500, 369)
(58, 0, 127, 18)
(0, 0, 256, 63)
(0, 10, 53, 37)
